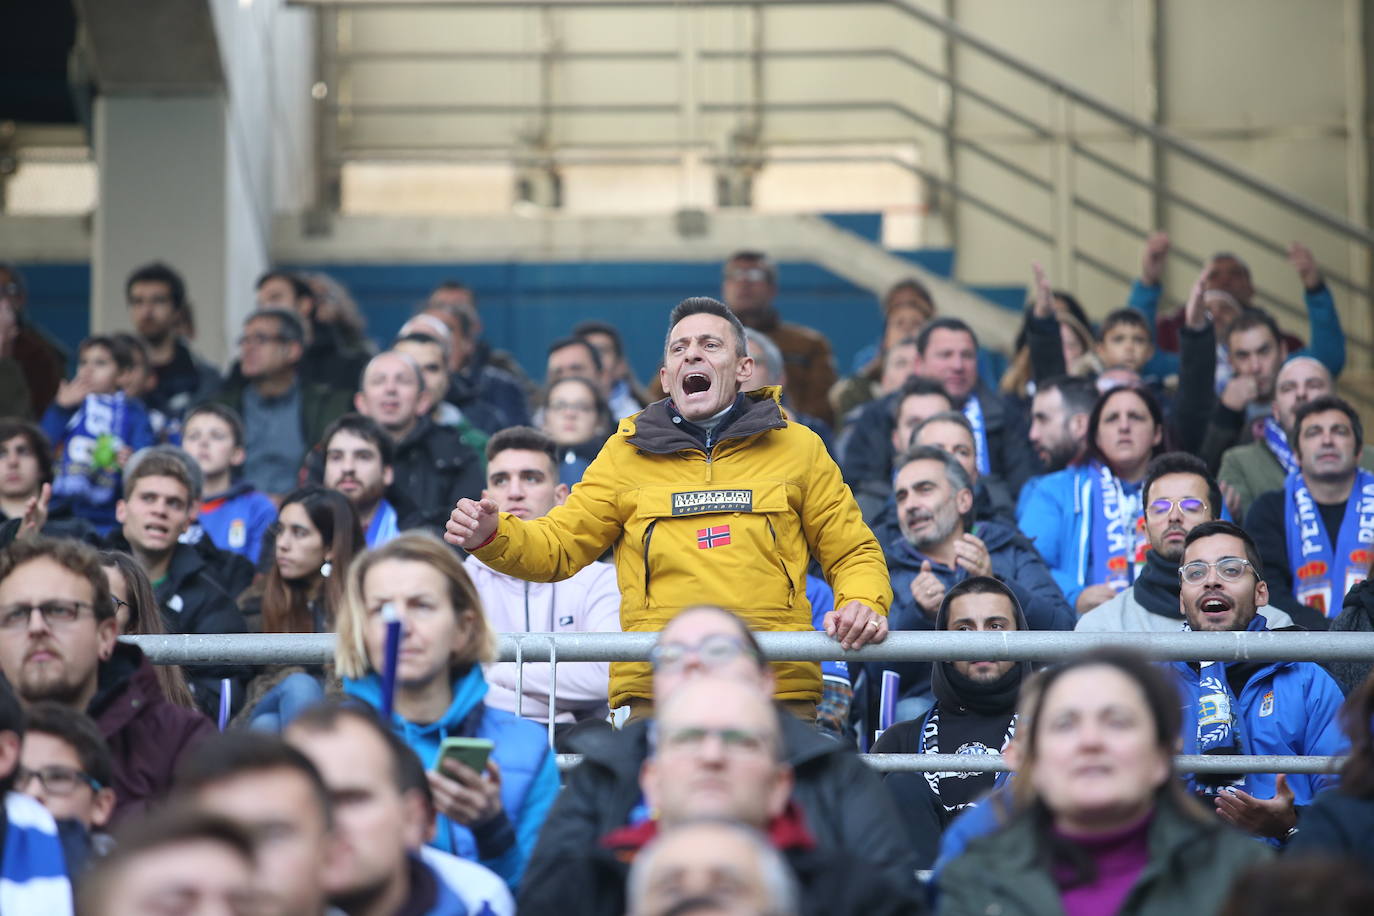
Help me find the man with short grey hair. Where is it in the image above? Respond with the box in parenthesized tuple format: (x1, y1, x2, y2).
(743, 328, 834, 453)
(627, 820, 800, 916)
(879, 445, 1072, 721)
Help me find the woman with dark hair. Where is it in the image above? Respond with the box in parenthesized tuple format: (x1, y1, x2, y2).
(1017, 385, 1168, 614)
(539, 376, 613, 487)
(237, 486, 364, 730)
(941, 648, 1267, 915)
(1287, 668, 1374, 869)
(99, 551, 197, 710)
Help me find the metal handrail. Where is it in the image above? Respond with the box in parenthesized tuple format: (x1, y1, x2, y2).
(123, 629, 1374, 666)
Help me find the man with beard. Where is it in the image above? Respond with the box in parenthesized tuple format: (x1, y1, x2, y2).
(1245, 395, 1372, 625)
(1170, 520, 1347, 842)
(1027, 375, 1096, 472)
(872, 577, 1029, 869)
(448, 297, 890, 718)
(1078, 452, 1294, 632)
(320, 414, 410, 548)
(0, 537, 211, 824)
(878, 446, 1070, 722)
(124, 262, 221, 428)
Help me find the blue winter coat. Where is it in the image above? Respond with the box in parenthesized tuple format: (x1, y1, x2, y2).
(1168, 642, 1348, 809)
(344, 667, 560, 890)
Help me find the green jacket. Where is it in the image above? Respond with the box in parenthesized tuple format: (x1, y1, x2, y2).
(940, 792, 1269, 916)
(209, 376, 354, 455)
(1218, 439, 1374, 521)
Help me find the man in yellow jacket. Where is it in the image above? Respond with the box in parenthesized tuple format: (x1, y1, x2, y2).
(447, 297, 891, 717)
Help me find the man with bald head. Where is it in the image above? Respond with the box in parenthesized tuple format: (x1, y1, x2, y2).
(524, 675, 925, 916)
(1219, 356, 1374, 519)
(352, 351, 483, 533)
(519, 605, 916, 907)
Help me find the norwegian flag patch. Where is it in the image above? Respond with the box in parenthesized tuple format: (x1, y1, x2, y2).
(696, 525, 731, 549)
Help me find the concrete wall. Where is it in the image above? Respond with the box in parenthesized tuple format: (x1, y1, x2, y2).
(326, 0, 1371, 362)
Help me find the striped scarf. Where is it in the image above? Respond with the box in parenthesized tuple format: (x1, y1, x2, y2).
(2, 792, 73, 915)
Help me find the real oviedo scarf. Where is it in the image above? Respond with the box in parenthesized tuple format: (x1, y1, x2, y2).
(1088, 461, 1145, 593)
(1284, 468, 1374, 617)
(962, 394, 991, 477)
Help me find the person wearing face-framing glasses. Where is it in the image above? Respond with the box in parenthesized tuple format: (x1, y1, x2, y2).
(1078, 452, 1296, 634)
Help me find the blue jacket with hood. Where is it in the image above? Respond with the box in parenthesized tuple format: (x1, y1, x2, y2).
(1168, 616, 1348, 811)
(344, 666, 560, 890)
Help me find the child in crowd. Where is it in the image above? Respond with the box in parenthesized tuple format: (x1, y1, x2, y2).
(41, 335, 155, 534)
(182, 403, 277, 564)
(1095, 308, 1156, 375)
(112, 332, 172, 443)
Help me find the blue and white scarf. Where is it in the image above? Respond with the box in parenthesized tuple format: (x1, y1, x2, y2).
(962, 395, 991, 476)
(1088, 462, 1142, 593)
(50, 392, 129, 507)
(1262, 417, 1298, 475)
(1, 792, 73, 915)
(366, 499, 401, 548)
(1284, 469, 1374, 617)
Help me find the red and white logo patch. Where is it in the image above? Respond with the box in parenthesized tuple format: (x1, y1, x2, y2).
(696, 525, 731, 549)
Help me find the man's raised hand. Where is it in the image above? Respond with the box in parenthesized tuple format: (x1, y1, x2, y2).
(445, 497, 501, 549)
(1140, 231, 1170, 287)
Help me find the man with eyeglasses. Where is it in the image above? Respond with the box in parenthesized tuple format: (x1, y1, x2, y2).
(1170, 520, 1347, 844)
(1244, 395, 1373, 626)
(1078, 452, 1295, 632)
(210, 309, 351, 499)
(721, 251, 837, 426)
(521, 676, 926, 916)
(519, 606, 916, 911)
(0, 536, 212, 824)
(19, 701, 117, 847)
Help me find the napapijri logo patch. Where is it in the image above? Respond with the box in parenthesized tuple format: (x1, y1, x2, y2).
(670, 489, 752, 516)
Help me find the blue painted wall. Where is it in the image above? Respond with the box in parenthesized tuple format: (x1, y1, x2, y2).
(17, 259, 896, 385)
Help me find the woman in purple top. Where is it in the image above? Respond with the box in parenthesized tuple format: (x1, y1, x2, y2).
(939, 648, 1267, 916)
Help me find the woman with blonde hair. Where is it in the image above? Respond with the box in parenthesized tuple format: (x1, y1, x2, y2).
(337, 532, 558, 890)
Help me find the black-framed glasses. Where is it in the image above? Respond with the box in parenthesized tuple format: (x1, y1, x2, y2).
(0, 601, 91, 630)
(1179, 557, 1255, 584)
(15, 764, 103, 795)
(1145, 497, 1208, 517)
(649, 634, 757, 672)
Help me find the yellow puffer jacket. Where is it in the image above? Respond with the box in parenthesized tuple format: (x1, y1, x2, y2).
(471, 387, 892, 707)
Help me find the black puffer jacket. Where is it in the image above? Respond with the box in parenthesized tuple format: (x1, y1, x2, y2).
(519, 710, 919, 904)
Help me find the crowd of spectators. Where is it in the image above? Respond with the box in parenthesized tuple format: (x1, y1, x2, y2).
(0, 236, 1371, 915)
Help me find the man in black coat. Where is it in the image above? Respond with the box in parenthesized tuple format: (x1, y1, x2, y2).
(104, 449, 246, 718)
(521, 675, 925, 916)
(352, 351, 485, 534)
(871, 576, 1029, 868)
(518, 604, 917, 911)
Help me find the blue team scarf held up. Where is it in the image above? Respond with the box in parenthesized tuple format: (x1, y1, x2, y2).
(1262, 417, 1299, 475)
(962, 394, 991, 476)
(1088, 462, 1141, 593)
(51, 392, 128, 507)
(1284, 468, 1374, 618)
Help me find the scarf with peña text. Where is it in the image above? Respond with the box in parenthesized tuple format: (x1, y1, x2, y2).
(1284, 468, 1374, 617)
